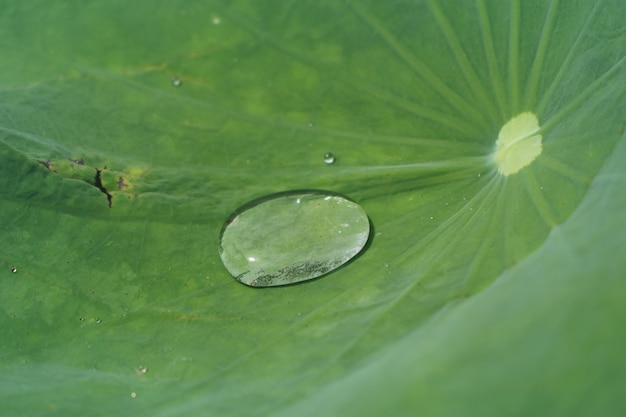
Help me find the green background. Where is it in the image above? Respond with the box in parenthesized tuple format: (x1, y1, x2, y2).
(1, 1, 625, 416)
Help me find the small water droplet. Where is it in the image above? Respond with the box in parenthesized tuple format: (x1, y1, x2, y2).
(212, 15, 221, 25)
(130, 392, 137, 398)
(429, 216, 434, 220)
(219, 191, 370, 287)
(10, 267, 17, 273)
(323, 152, 335, 164)
(79, 317, 85, 322)
(136, 366, 148, 376)
(95, 318, 102, 324)
(477, 172, 482, 177)
(171, 77, 182, 87)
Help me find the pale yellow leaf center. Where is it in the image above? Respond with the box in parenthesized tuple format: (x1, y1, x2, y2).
(493, 112, 542, 176)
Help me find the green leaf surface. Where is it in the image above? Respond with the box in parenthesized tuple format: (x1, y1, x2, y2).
(1, 1, 624, 416)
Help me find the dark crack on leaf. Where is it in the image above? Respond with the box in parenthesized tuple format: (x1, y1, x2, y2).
(37, 158, 114, 208)
(95, 168, 113, 208)
(37, 159, 55, 171)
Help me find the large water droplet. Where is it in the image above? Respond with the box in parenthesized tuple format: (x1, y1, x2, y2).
(323, 152, 336, 164)
(219, 191, 370, 287)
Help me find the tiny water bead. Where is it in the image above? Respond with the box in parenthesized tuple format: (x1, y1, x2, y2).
(171, 77, 182, 87)
(323, 152, 335, 164)
(219, 191, 370, 287)
(493, 112, 543, 176)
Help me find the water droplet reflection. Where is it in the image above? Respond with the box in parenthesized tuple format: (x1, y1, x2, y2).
(323, 152, 335, 164)
(219, 191, 370, 287)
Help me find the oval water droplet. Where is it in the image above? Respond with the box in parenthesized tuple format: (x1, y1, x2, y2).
(219, 191, 370, 287)
(323, 152, 335, 164)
